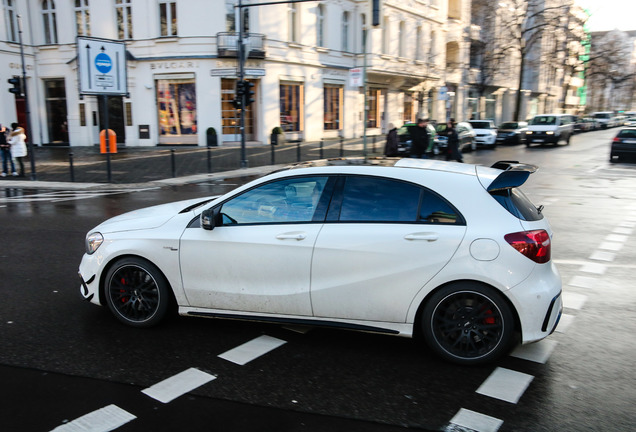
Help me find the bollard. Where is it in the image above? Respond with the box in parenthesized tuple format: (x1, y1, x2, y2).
(372, 136, 376, 153)
(320, 139, 324, 159)
(106, 152, 112, 183)
(271, 142, 276, 165)
(69, 152, 75, 182)
(296, 141, 301, 162)
(339, 137, 344, 157)
(207, 146, 212, 173)
(171, 148, 176, 178)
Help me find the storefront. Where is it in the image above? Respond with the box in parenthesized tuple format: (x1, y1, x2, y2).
(155, 73, 198, 145)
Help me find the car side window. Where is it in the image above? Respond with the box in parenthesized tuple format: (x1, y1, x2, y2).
(339, 176, 421, 222)
(419, 189, 464, 225)
(220, 176, 329, 225)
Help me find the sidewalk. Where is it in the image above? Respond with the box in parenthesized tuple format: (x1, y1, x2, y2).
(0, 138, 386, 189)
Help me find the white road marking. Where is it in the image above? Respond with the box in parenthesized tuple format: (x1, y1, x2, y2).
(612, 227, 633, 235)
(476, 367, 533, 404)
(618, 221, 636, 228)
(50, 404, 136, 432)
(555, 314, 575, 333)
(578, 262, 607, 275)
(605, 234, 628, 243)
(448, 408, 503, 432)
(589, 251, 616, 262)
(218, 335, 287, 366)
(568, 275, 597, 289)
(510, 339, 558, 364)
(562, 292, 587, 310)
(141, 368, 216, 404)
(598, 241, 624, 252)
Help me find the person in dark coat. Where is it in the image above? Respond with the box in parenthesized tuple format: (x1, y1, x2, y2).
(445, 120, 463, 162)
(410, 118, 429, 158)
(384, 123, 399, 156)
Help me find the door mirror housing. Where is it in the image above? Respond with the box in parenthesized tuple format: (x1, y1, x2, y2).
(201, 207, 221, 230)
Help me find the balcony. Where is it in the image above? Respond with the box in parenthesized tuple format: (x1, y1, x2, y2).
(217, 32, 266, 59)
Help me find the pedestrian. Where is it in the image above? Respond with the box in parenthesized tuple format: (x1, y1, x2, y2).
(410, 118, 429, 158)
(384, 123, 399, 157)
(445, 120, 463, 163)
(0, 124, 17, 177)
(425, 121, 437, 157)
(8, 122, 27, 177)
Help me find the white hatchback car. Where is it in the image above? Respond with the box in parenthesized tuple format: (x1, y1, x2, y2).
(79, 159, 562, 365)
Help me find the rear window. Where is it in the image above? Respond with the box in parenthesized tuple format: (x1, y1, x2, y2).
(490, 188, 544, 221)
(469, 121, 493, 129)
(500, 122, 518, 129)
(617, 129, 636, 139)
(594, 113, 610, 119)
(530, 116, 556, 126)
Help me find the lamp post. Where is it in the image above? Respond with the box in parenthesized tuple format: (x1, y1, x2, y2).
(17, 14, 36, 180)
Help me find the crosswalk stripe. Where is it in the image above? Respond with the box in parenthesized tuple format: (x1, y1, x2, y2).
(447, 408, 503, 432)
(141, 368, 216, 403)
(218, 335, 286, 366)
(50, 404, 136, 432)
(562, 292, 587, 310)
(510, 339, 558, 364)
(476, 367, 533, 404)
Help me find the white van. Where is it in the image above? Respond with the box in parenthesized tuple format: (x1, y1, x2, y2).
(592, 112, 618, 129)
(526, 114, 576, 146)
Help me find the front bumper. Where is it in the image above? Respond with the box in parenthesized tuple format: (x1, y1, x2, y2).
(78, 253, 102, 306)
(527, 133, 559, 144)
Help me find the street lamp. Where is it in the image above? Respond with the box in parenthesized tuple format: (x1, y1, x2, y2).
(17, 14, 36, 180)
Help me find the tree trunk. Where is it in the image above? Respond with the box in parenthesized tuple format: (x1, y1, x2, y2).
(513, 53, 526, 121)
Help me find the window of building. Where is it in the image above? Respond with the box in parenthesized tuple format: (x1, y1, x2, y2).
(280, 82, 303, 132)
(44, 79, 68, 143)
(4, 0, 18, 42)
(159, 1, 177, 36)
(382, 16, 389, 54)
(324, 85, 342, 130)
(448, 0, 461, 20)
(75, 0, 90, 36)
(221, 78, 254, 139)
(341, 11, 349, 52)
(288, 4, 298, 42)
(398, 21, 405, 57)
(79, 103, 86, 126)
(403, 93, 414, 123)
(367, 87, 383, 128)
(317, 4, 325, 47)
(226, 1, 249, 32)
(429, 31, 436, 62)
(42, 0, 58, 44)
(360, 13, 367, 52)
(116, 0, 133, 40)
(415, 26, 422, 60)
(156, 76, 197, 144)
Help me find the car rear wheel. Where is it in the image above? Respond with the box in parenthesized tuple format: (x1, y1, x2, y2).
(422, 283, 515, 365)
(104, 257, 172, 328)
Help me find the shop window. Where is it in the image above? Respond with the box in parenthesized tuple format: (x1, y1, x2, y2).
(4, 0, 18, 42)
(160, 1, 177, 37)
(125, 102, 133, 126)
(403, 93, 414, 124)
(156, 77, 197, 143)
(324, 86, 342, 131)
(42, 0, 57, 44)
(221, 78, 254, 138)
(280, 82, 303, 132)
(367, 87, 383, 128)
(116, 0, 133, 40)
(75, 0, 90, 37)
(79, 103, 86, 126)
(44, 79, 68, 143)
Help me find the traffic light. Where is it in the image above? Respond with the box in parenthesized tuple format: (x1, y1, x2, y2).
(244, 81, 255, 107)
(233, 80, 245, 109)
(8, 77, 21, 96)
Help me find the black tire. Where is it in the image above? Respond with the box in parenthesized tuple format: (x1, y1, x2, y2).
(422, 283, 515, 365)
(104, 257, 172, 328)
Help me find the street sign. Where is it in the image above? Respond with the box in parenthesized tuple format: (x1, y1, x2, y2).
(210, 68, 237, 77)
(77, 37, 127, 96)
(349, 68, 363, 87)
(244, 68, 266, 77)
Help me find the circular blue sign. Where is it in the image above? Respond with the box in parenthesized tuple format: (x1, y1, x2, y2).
(95, 53, 112, 74)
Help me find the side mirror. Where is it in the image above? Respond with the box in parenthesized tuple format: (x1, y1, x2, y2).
(201, 207, 220, 231)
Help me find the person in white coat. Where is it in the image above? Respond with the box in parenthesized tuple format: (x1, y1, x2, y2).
(8, 122, 27, 177)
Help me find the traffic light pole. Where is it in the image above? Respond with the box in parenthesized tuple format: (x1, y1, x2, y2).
(17, 15, 36, 180)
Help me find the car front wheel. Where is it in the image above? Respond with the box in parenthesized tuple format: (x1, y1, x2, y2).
(422, 283, 515, 365)
(104, 257, 172, 328)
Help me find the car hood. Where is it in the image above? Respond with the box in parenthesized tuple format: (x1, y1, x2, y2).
(94, 196, 218, 233)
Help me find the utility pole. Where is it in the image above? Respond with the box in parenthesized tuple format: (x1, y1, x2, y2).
(17, 15, 36, 180)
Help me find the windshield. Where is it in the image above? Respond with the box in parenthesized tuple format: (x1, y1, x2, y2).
(469, 121, 493, 129)
(594, 113, 610, 119)
(530, 116, 556, 125)
(499, 122, 518, 129)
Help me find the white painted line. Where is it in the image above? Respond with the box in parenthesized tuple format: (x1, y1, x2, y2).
(448, 408, 503, 432)
(555, 313, 575, 333)
(562, 292, 587, 310)
(612, 227, 633, 235)
(578, 262, 607, 275)
(142, 368, 216, 404)
(599, 241, 624, 252)
(510, 339, 558, 364)
(476, 367, 533, 404)
(589, 251, 616, 262)
(50, 404, 136, 432)
(618, 221, 636, 228)
(568, 275, 597, 289)
(605, 234, 628, 243)
(218, 335, 287, 366)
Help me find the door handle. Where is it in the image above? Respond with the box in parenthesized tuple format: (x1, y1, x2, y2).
(404, 233, 439, 241)
(276, 232, 307, 241)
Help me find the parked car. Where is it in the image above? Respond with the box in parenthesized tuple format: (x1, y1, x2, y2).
(593, 112, 618, 129)
(623, 117, 636, 127)
(496, 121, 528, 145)
(468, 120, 498, 148)
(610, 127, 636, 162)
(78, 158, 562, 365)
(396, 123, 439, 156)
(525, 114, 576, 146)
(574, 117, 592, 133)
(436, 121, 476, 153)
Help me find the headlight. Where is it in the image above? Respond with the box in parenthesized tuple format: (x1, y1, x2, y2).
(526, 131, 533, 135)
(546, 131, 554, 135)
(86, 232, 104, 255)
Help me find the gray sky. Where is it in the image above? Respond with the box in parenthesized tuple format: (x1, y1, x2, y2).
(576, 0, 636, 32)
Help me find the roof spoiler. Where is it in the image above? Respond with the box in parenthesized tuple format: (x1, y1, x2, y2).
(487, 161, 538, 192)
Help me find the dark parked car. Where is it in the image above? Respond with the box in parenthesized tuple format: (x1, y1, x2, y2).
(397, 122, 439, 156)
(436, 122, 476, 153)
(496, 121, 528, 145)
(610, 128, 636, 162)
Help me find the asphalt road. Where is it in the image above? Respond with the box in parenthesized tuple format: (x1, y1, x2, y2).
(1, 128, 635, 432)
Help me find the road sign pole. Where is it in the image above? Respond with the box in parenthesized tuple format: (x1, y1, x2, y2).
(101, 95, 112, 183)
(17, 15, 36, 180)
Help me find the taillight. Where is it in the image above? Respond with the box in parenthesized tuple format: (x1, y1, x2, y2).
(504, 230, 551, 263)
(613, 137, 621, 143)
